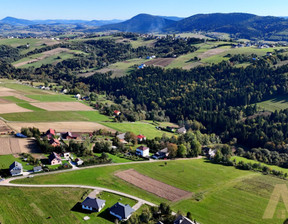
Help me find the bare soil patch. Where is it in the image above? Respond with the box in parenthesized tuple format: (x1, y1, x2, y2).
(8, 121, 115, 133)
(0, 87, 37, 102)
(14, 48, 70, 67)
(0, 120, 12, 134)
(30, 102, 94, 111)
(0, 103, 32, 114)
(115, 169, 192, 201)
(0, 137, 21, 155)
(0, 98, 11, 104)
(18, 138, 41, 154)
(145, 58, 175, 67)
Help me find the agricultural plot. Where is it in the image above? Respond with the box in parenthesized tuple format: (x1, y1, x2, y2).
(0, 137, 21, 155)
(145, 58, 175, 67)
(115, 169, 192, 201)
(14, 159, 288, 224)
(0, 86, 38, 102)
(8, 121, 115, 133)
(0, 120, 12, 134)
(0, 103, 32, 114)
(30, 102, 94, 111)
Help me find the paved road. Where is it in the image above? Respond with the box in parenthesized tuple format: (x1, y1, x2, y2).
(0, 156, 203, 212)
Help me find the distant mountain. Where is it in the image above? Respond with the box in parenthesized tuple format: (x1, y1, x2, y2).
(159, 16, 184, 21)
(165, 13, 288, 40)
(0, 17, 35, 26)
(97, 14, 176, 33)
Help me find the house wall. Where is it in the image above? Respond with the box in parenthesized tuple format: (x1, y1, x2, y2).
(51, 159, 62, 165)
(110, 211, 123, 220)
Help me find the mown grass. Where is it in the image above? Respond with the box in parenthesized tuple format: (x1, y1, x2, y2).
(16, 103, 46, 111)
(257, 95, 288, 112)
(13, 159, 288, 224)
(99, 121, 173, 138)
(26, 94, 76, 102)
(1, 111, 108, 122)
(0, 154, 34, 170)
(0, 83, 51, 95)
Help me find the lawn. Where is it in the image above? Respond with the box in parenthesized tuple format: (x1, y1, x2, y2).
(257, 95, 288, 112)
(99, 121, 173, 138)
(13, 159, 288, 224)
(0, 83, 51, 95)
(0, 154, 34, 171)
(26, 94, 76, 102)
(94, 153, 133, 163)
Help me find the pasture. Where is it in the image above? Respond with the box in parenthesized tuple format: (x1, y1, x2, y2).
(257, 95, 288, 112)
(13, 159, 288, 224)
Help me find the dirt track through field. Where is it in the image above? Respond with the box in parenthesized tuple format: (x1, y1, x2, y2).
(30, 102, 95, 111)
(115, 169, 192, 201)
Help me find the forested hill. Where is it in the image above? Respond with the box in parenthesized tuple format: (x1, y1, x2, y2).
(96, 14, 176, 33)
(165, 13, 288, 40)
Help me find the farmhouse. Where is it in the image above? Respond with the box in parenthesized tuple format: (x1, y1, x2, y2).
(177, 127, 187, 134)
(136, 146, 150, 157)
(81, 197, 106, 212)
(116, 133, 128, 144)
(174, 215, 196, 224)
(9, 161, 23, 176)
(137, 134, 146, 142)
(152, 147, 169, 159)
(46, 128, 56, 139)
(75, 158, 84, 166)
(61, 132, 80, 140)
(114, 110, 121, 116)
(48, 152, 62, 165)
(49, 138, 61, 147)
(33, 166, 43, 173)
(110, 202, 135, 221)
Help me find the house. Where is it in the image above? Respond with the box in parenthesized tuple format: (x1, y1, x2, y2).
(9, 161, 23, 176)
(110, 202, 135, 221)
(48, 152, 62, 165)
(63, 152, 70, 160)
(81, 197, 106, 212)
(177, 127, 187, 134)
(138, 64, 146, 69)
(61, 132, 80, 140)
(75, 158, 84, 166)
(136, 146, 150, 157)
(266, 52, 273, 56)
(46, 128, 56, 139)
(114, 110, 121, 116)
(152, 147, 169, 159)
(75, 94, 81, 100)
(49, 138, 61, 147)
(174, 215, 195, 224)
(33, 166, 43, 173)
(208, 148, 216, 159)
(116, 133, 128, 144)
(137, 134, 146, 142)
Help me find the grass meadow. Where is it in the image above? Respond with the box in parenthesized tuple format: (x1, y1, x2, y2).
(257, 95, 288, 112)
(13, 158, 288, 224)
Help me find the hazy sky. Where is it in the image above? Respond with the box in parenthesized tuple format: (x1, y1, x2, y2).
(1, 0, 287, 20)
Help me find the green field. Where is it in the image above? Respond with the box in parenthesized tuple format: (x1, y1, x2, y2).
(0, 83, 51, 95)
(0, 96, 27, 103)
(0, 154, 34, 170)
(26, 94, 76, 102)
(1, 111, 108, 122)
(17, 103, 46, 111)
(13, 159, 288, 224)
(257, 95, 288, 111)
(100, 121, 173, 138)
(0, 187, 136, 224)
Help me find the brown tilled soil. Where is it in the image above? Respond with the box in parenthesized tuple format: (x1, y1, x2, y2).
(0, 137, 21, 155)
(0, 120, 12, 134)
(30, 102, 95, 111)
(115, 169, 192, 202)
(0, 87, 38, 102)
(8, 121, 115, 133)
(199, 48, 228, 59)
(18, 138, 42, 154)
(145, 58, 175, 67)
(0, 103, 32, 114)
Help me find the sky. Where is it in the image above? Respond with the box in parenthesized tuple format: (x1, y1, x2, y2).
(0, 0, 287, 20)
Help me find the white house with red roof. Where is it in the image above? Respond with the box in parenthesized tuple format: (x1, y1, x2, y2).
(136, 146, 150, 157)
(114, 110, 121, 116)
(137, 134, 146, 142)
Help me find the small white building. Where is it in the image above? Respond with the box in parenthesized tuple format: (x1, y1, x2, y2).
(136, 146, 150, 157)
(63, 152, 70, 160)
(81, 197, 106, 212)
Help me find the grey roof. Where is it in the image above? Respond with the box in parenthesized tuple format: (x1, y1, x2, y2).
(33, 166, 42, 171)
(110, 202, 134, 219)
(9, 161, 23, 170)
(48, 152, 61, 162)
(177, 127, 187, 133)
(116, 133, 126, 140)
(81, 197, 106, 209)
(174, 215, 194, 224)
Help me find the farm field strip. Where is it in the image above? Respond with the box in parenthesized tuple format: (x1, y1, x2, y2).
(30, 102, 95, 111)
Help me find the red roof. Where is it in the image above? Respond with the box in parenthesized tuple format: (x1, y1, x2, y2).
(114, 110, 120, 114)
(47, 128, 55, 135)
(137, 135, 146, 139)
